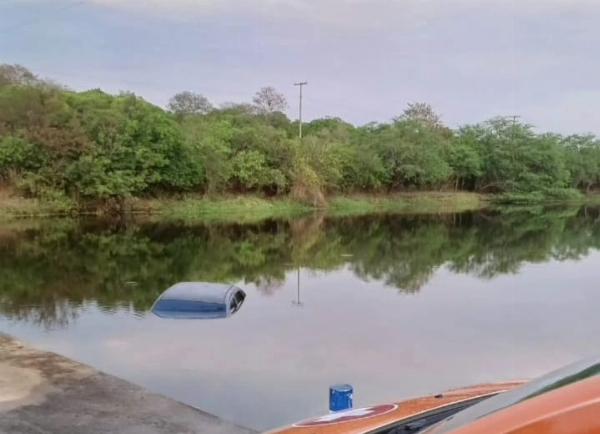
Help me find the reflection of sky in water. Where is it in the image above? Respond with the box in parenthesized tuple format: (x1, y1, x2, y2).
(1, 254, 599, 431)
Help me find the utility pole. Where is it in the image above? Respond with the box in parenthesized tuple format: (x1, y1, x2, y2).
(294, 81, 308, 139)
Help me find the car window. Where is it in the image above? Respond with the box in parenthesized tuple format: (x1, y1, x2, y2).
(232, 291, 246, 313)
(229, 291, 246, 313)
(235, 291, 246, 305)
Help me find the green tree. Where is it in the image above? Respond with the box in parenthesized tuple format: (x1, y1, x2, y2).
(448, 126, 484, 190)
(563, 134, 600, 192)
(469, 118, 569, 193)
(1, 62, 599, 206)
(364, 119, 452, 189)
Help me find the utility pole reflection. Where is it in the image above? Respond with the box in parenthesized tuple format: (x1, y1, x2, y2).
(291, 267, 303, 307)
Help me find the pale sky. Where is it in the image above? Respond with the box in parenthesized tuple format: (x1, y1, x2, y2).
(2, 0, 600, 133)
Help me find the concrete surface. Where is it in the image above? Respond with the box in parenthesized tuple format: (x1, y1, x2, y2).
(0, 335, 256, 434)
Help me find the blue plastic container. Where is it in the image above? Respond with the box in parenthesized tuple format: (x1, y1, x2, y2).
(329, 384, 353, 412)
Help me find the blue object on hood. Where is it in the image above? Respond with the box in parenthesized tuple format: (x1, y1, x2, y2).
(152, 282, 246, 319)
(329, 384, 354, 412)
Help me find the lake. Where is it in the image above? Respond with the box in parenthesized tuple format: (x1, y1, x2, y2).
(0, 206, 599, 431)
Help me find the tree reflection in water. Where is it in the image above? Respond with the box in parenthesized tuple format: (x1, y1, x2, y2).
(0, 205, 599, 329)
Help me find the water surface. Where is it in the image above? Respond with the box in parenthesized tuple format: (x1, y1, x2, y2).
(0, 207, 599, 431)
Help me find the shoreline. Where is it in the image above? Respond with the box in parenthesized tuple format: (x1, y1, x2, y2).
(0, 192, 487, 223)
(0, 191, 597, 224)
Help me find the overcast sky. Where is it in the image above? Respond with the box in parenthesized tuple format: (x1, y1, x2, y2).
(1, 0, 599, 133)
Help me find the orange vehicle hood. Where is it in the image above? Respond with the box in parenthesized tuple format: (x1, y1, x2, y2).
(266, 382, 525, 434)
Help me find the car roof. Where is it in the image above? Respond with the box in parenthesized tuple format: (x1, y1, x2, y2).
(157, 282, 236, 303)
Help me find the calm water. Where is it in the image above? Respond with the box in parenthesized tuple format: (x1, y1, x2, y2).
(1, 207, 599, 431)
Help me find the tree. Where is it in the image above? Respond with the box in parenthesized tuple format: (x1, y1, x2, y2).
(253, 86, 287, 114)
(397, 102, 444, 129)
(562, 134, 600, 192)
(449, 127, 484, 190)
(64, 91, 201, 202)
(168, 91, 213, 117)
(470, 118, 569, 194)
(0, 64, 40, 87)
(180, 117, 234, 193)
(303, 117, 354, 141)
(1, 62, 599, 206)
(363, 119, 453, 189)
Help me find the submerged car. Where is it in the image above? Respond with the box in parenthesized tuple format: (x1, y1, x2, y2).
(151, 282, 246, 319)
(267, 356, 600, 434)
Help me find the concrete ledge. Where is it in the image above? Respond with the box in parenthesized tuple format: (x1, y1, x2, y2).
(0, 335, 256, 434)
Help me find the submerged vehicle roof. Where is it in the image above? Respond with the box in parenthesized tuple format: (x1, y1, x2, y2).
(151, 282, 245, 319)
(157, 282, 236, 303)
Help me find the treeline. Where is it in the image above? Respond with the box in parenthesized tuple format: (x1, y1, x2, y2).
(1, 63, 600, 209)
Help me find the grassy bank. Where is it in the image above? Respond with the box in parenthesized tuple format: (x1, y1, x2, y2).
(150, 192, 489, 223)
(138, 192, 492, 222)
(326, 192, 487, 217)
(0, 193, 75, 220)
(146, 196, 314, 224)
(2, 191, 599, 224)
(0, 191, 488, 222)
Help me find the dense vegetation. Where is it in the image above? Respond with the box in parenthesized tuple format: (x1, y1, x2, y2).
(0, 205, 599, 328)
(1, 63, 600, 212)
